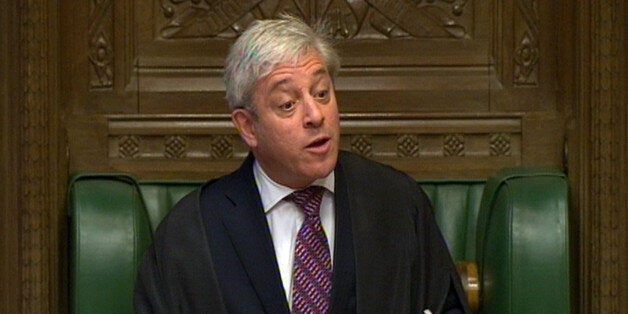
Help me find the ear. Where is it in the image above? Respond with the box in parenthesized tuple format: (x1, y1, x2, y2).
(231, 109, 258, 148)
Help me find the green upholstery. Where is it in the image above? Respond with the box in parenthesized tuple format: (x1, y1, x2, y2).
(422, 182, 485, 263)
(476, 169, 570, 313)
(137, 182, 203, 233)
(69, 175, 154, 314)
(68, 168, 570, 313)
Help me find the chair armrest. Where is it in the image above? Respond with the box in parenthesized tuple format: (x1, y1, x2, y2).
(456, 262, 480, 312)
(476, 168, 570, 313)
(68, 174, 153, 314)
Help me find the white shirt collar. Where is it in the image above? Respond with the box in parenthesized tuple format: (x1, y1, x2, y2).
(253, 160, 335, 213)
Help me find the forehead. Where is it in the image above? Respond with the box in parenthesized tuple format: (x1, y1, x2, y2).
(262, 53, 329, 87)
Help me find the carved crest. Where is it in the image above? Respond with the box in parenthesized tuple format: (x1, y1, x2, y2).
(158, 0, 472, 39)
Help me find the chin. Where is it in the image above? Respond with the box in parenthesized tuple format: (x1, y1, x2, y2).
(310, 159, 337, 178)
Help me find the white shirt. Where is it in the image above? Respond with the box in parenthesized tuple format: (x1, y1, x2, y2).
(253, 161, 335, 308)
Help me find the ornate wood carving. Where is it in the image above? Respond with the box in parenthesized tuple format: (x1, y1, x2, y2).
(575, 1, 626, 312)
(164, 135, 188, 158)
(397, 134, 420, 158)
(513, 0, 539, 85)
(349, 135, 374, 157)
(113, 133, 242, 160)
(489, 0, 554, 111)
(489, 133, 512, 156)
(18, 0, 61, 312)
(132, 0, 488, 114)
(101, 113, 525, 179)
(210, 135, 235, 158)
(443, 134, 465, 156)
(117, 135, 140, 158)
(89, 0, 114, 89)
(1, 2, 21, 313)
(157, 0, 473, 40)
(128, 0, 559, 115)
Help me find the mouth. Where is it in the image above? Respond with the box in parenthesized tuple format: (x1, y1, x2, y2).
(305, 136, 332, 153)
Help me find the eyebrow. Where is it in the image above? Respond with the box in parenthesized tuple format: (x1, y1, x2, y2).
(268, 68, 329, 92)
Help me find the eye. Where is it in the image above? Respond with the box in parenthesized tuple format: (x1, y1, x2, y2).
(278, 100, 297, 112)
(314, 90, 329, 101)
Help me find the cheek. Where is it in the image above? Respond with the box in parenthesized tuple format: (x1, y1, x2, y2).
(326, 94, 339, 115)
(325, 103, 340, 126)
(256, 120, 297, 148)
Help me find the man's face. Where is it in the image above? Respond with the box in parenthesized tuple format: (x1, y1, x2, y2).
(231, 52, 340, 189)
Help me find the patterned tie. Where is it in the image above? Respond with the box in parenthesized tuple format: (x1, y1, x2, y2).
(288, 186, 332, 314)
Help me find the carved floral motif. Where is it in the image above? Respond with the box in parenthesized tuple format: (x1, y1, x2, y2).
(165, 135, 188, 158)
(158, 0, 471, 39)
(514, 31, 539, 85)
(210, 135, 234, 158)
(118, 135, 140, 158)
(397, 134, 420, 157)
(89, 0, 114, 88)
(513, 0, 539, 85)
(350, 135, 373, 157)
(489, 133, 511, 156)
(111, 130, 523, 161)
(443, 134, 465, 156)
(89, 32, 114, 87)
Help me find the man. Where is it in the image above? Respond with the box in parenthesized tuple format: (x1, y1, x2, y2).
(135, 16, 469, 314)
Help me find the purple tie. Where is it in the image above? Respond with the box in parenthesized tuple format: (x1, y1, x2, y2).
(288, 186, 332, 314)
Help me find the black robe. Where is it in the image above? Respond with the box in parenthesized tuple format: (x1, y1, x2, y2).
(135, 151, 470, 313)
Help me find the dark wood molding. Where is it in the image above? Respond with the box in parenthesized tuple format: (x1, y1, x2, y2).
(565, 0, 627, 312)
(6, 0, 65, 312)
(67, 112, 563, 181)
(1, 1, 22, 312)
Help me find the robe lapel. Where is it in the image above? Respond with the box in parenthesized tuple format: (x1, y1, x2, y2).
(336, 151, 417, 313)
(215, 155, 290, 314)
(330, 161, 357, 313)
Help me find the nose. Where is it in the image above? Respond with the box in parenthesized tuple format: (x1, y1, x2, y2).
(303, 96, 324, 128)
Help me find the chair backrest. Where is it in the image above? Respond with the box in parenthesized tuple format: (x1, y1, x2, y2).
(137, 181, 486, 263)
(421, 182, 486, 263)
(137, 182, 202, 233)
(138, 181, 485, 262)
(476, 168, 570, 313)
(68, 167, 570, 314)
(68, 175, 484, 313)
(69, 175, 153, 314)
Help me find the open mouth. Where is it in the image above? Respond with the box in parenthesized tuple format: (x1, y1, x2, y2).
(307, 137, 329, 148)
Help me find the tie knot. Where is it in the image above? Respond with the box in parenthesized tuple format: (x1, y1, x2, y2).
(288, 186, 325, 217)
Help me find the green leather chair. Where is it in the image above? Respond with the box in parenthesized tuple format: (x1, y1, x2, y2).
(68, 167, 570, 313)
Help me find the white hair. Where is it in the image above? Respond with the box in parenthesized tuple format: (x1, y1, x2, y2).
(223, 15, 340, 111)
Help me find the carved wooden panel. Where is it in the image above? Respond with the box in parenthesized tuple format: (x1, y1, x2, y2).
(21, 2, 54, 313)
(63, 1, 561, 112)
(66, 0, 556, 115)
(488, 0, 557, 111)
(569, 1, 628, 313)
(132, 0, 493, 114)
(1, 2, 21, 313)
(4, 0, 65, 312)
(65, 0, 565, 180)
(66, 112, 565, 180)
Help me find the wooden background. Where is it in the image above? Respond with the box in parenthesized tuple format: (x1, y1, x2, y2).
(1, 0, 626, 313)
(65, 0, 565, 180)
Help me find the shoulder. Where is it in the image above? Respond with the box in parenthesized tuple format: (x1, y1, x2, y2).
(150, 171, 232, 239)
(163, 156, 254, 221)
(337, 151, 431, 210)
(156, 172, 237, 228)
(151, 187, 204, 243)
(338, 151, 417, 190)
